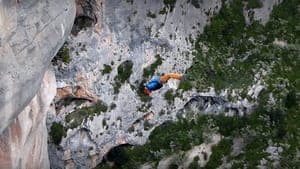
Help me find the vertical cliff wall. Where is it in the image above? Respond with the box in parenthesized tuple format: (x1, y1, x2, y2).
(0, 0, 76, 169)
(0, 69, 56, 169)
(0, 0, 76, 133)
(48, 0, 224, 168)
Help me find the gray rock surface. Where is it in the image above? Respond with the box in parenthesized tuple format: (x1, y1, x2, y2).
(243, 0, 281, 25)
(49, 0, 279, 168)
(178, 94, 254, 118)
(0, 69, 56, 169)
(49, 1, 224, 168)
(0, 0, 76, 133)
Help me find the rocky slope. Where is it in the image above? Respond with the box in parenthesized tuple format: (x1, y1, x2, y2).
(48, 0, 225, 168)
(94, 0, 299, 168)
(1, 0, 295, 168)
(0, 0, 76, 168)
(46, 0, 296, 168)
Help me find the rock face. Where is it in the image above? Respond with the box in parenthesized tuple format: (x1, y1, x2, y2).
(0, 0, 76, 168)
(0, 69, 56, 169)
(0, 0, 76, 133)
(48, 0, 296, 168)
(243, 0, 282, 25)
(49, 0, 225, 168)
(178, 94, 254, 117)
(56, 85, 98, 102)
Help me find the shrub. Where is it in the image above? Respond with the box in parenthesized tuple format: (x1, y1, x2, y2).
(163, 0, 177, 12)
(113, 60, 133, 93)
(116, 60, 133, 83)
(49, 122, 66, 145)
(65, 101, 108, 129)
(143, 54, 163, 79)
(205, 139, 232, 169)
(52, 43, 71, 64)
(102, 64, 112, 75)
(164, 89, 175, 104)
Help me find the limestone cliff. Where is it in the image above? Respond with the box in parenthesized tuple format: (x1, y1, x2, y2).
(0, 0, 76, 169)
(0, 69, 56, 169)
(0, 0, 76, 133)
(48, 0, 289, 168)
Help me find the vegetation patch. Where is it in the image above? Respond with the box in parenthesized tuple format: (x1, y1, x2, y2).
(96, 0, 300, 168)
(188, 0, 200, 9)
(113, 60, 134, 93)
(110, 102, 117, 110)
(65, 101, 108, 129)
(126, 0, 133, 4)
(95, 94, 300, 168)
(113, 82, 122, 94)
(116, 60, 134, 83)
(159, 7, 168, 15)
(163, 0, 177, 12)
(164, 89, 176, 104)
(178, 78, 193, 91)
(147, 11, 156, 18)
(168, 163, 179, 169)
(188, 156, 200, 169)
(49, 122, 66, 145)
(102, 64, 112, 75)
(52, 43, 71, 64)
(96, 117, 209, 168)
(205, 138, 232, 169)
(143, 54, 163, 79)
(245, 0, 263, 9)
(180, 0, 300, 93)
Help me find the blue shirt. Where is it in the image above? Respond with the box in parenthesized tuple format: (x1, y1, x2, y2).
(146, 76, 163, 91)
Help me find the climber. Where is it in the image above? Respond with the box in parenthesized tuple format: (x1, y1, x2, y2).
(144, 73, 183, 95)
